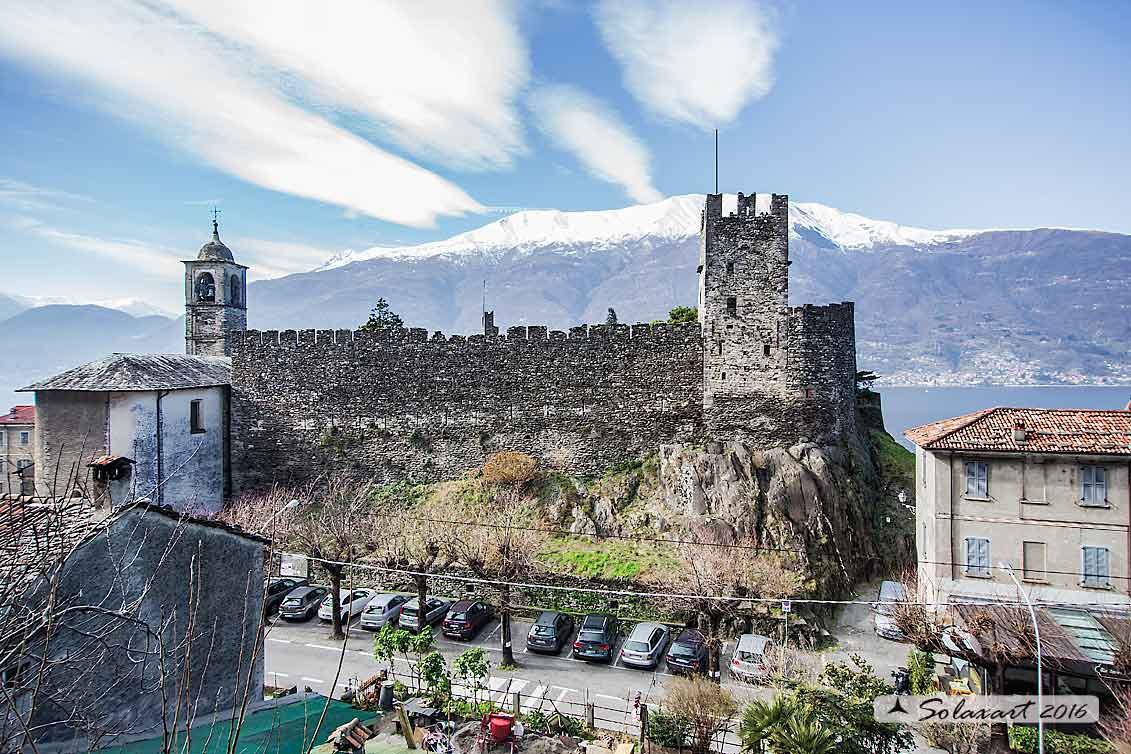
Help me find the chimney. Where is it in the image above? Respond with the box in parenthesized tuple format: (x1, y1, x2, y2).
(1012, 420, 1028, 444)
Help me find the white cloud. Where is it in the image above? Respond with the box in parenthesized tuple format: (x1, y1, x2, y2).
(594, 0, 778, 126)
(0, 178, 94, 212)
(0, 1, 484, 227)
(23, 222, 183, 278)
(528, 85, 662, 204)
(165, 0, 530, 171)
(232, 237, 339, 279)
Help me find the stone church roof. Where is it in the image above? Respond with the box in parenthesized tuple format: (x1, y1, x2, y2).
(196, 221, 235, 262)
(19, 353, 231, 392)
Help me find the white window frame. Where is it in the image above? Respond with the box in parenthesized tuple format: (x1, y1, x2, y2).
(1080, 465, 1108, 507)
(920, 448, 926, 487)
(964, 537, 991, 578)
(1081, 546, 1111, 588)
(0, 431, 6, 447)
(964, 461, 989, 498)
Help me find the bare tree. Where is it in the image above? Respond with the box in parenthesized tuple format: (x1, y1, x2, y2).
(662, 676, 736, 754)
(454, 453, 545, 666)
(661, 527, 803, 681)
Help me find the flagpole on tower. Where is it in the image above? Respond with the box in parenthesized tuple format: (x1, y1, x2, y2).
(714, 129, 718, 194)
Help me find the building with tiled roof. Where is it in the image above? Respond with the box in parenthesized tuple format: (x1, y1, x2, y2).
(0, 404, 36, 495)
(906, 405, 1131, 611)
(19, 354, 232, 513)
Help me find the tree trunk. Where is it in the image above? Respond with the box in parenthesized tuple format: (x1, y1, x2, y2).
(328, 567, 344, 640)
(414, 574, 428, 633)
(500, 583, 514, 666)
(708, 613, 723, 683)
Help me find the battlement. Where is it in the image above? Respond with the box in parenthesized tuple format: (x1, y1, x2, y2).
(787, 301, 855, 330)
(235, 321, 702, 352)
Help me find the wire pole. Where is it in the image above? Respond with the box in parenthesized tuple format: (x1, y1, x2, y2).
(1002, 561, 1043, 754)
(714, 129, 718, 194)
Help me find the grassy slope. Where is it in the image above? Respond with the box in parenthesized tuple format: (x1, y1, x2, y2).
(538, 538, 678, 581)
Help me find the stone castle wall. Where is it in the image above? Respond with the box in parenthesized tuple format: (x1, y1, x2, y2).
(230, 323, 704, 491)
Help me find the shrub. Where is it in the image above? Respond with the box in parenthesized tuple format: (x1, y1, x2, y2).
(1009, 726, 1114, 754)
(647, 710, 690, 748)
(906, 649, 935, 694)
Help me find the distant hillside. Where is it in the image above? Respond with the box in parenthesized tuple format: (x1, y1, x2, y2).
(0, 293, 28, 322)
(0, 305, 183, 406)
(248, 194, 1131, 386)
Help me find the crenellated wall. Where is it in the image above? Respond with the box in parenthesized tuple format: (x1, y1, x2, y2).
(230, 323, 705, 490)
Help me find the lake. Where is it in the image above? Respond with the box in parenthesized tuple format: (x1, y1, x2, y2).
(878, 385, 1131, 450)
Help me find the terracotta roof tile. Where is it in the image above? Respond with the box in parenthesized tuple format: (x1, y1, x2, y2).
(905, 407, 1131, 456)
(0, 405, 35, 425)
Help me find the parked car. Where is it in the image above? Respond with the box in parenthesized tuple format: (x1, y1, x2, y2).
(874, 580, 908, 641)
(318, 588, 374, 623)
(359, 593, 410, 631)
(278, 586, 328, 621)
(730, 634, 773, 683)
(399, 597, 450, 632)
(442, 600, 495, 640)
(526, 611, 575, 654)
(573, 613, 619, 662)
(264, 577, 308, 616)
(620, 622, 670, 669)
(665, 628, 709, 675)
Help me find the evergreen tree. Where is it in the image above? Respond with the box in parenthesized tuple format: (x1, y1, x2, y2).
(606, 307, 618, 325)
(361, 297, 404, 332)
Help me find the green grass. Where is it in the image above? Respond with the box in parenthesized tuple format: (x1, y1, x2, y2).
(870, 429, 914, 482)
(539, 537, 678, 580)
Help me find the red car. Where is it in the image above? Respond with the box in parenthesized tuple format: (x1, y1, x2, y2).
(441, 600, 495, 640)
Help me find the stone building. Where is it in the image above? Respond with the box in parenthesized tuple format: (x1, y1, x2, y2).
(0, 405, 35, 496)
(230, 192, 860, 490)
(907, 407, 1131, 608)
(184, 217, 247, 357)
(20, 354, 232, 512)
(1, 499, 267, 748)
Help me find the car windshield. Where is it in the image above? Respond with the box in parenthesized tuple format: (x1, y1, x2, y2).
(532, 625, 555, 636)
(737, 651, 761, 663)
(579, 631, 605, 642)
(450, 612, 467, 621)
(669, 643, 699, 657)
(624, 640, 649, 652)
(365, 602, 384, 612)
(282, 597, 301, 605)
(402, 607, 418, 617)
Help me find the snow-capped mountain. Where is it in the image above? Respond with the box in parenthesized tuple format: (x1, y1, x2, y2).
(249, 193, 1130, 386)
(318, 194, 982, 270)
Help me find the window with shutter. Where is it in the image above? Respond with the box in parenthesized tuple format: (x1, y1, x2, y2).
(965, 462, 988, 497)
(1080, 466, 1108, 506)
(965, 537, 990, 577)
(1082, 546, 1110, 587)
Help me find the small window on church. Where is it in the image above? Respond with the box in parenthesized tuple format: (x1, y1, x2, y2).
(196, 272, 216, 303)
(726, 297, 737, 316)
(763, 344, 771, 357)
(721, 372, 727, 381)
(229, 274, 241, 307)
(726, 262, 734, 275)
(190, 400, 205, 434)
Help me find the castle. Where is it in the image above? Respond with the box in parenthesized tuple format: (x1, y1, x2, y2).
(207, 193, 859, 490)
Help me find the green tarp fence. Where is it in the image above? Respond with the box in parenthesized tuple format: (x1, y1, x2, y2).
(97, 694, 369, 754)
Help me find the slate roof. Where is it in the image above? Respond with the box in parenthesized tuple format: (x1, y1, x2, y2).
(0, 405, 34, 424)
(905, 407, 1131, 457)
(19, 353, 231, 392)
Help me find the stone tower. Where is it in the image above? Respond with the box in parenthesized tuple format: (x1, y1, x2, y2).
(698, 192, 791, 439)
(183, 217, 247, 357)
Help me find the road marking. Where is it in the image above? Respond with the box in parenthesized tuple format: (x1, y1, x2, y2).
(484, 622, 503, 642)
(530, 685, 547, 699)
(551, 686, 574, 701)
(268, 638, 292, 644)
(595, 693, 622, 704)
(305, 643, 339, 651)
(301, 677, 326, 684)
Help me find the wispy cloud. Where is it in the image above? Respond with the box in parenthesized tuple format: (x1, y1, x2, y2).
(0, 178, 94, 212)
(166, 1, 530, 171)
(594, 0, 778, 126)
(528, 85, 662, 204)
(0, 1, 486, 227)
(20, 220, 183, 278)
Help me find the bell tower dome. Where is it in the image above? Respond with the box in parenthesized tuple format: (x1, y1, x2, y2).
(183, 212, 247, 357)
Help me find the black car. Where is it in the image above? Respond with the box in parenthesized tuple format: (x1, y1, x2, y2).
(278, 586, 328, 621)
(264, 577, 308, 616)
(441, 601, 495, 640)
(572, 613, 619, 662)
(665, 628, 709, 675)
(526, 611, 575, 654)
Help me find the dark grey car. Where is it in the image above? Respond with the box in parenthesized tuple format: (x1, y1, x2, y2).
(526, 611, 575, 654)
(619, 622, 670, 669)
(665, 628, 709, 675)
(264, 577, 308, 616)
(399, 597, 450, 632)
(572, 614, 619, 662)
(277, 586, 328, 621)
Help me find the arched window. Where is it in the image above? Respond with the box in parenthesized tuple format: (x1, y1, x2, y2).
(229, 274, 242, 307)
(195, 272, 216, 302)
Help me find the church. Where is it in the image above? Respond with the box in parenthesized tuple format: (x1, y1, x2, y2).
(18, 218, 246, 512)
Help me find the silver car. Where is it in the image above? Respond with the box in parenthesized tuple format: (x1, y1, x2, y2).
(398, 596, 449, 632)
(360, 593, 409, 631)
(619, 622, 670, 669)
(874, 580, 908, 641)
(317, 588, 373, 623)
(730, 634, 773, 683)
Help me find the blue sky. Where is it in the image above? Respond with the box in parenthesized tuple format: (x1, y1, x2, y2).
(1, 0, 1128, 314)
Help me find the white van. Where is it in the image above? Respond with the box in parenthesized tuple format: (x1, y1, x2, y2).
(874, 580, 908, 641)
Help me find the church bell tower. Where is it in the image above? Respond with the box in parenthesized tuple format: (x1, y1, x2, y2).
(183, 212, 247, 357)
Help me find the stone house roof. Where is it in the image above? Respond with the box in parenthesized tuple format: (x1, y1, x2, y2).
(19, 353, 231, 392)
(0, 405, 35, 424)
(905, 407, 1131, 457)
